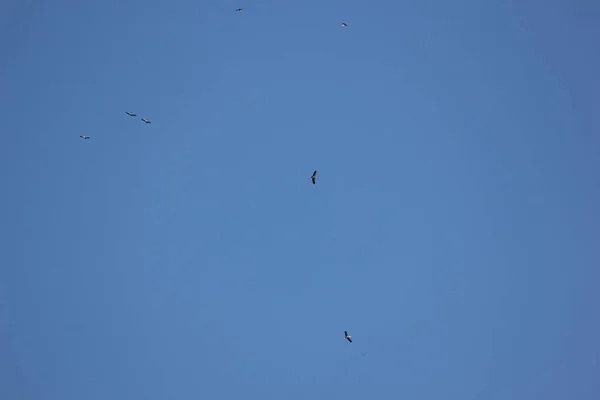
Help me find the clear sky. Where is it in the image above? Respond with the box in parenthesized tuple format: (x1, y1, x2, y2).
(1, 1, 599, 399)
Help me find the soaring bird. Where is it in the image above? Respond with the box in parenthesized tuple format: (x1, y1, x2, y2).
(125, 112, 137, 116)
(311, 170, 317, 184)
(344, 331, 352, 343)
(341, 22, 348, 27)
(141, 118, 151, 124)
(236, 8, 243, 12)
(80, 135, 90, 139)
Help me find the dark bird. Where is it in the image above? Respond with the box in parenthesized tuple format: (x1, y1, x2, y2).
(311, 170, 317, 184)
(125, 112, 137, 116)
(80, 135, 90, 139)
(341, 23, 348, 27)
(344, 331, 352, 343)
(236, 8, 243, 12)
(141, 118, 151, 124)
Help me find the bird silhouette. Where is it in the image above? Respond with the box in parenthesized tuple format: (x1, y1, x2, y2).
(344, 331, 352, 343)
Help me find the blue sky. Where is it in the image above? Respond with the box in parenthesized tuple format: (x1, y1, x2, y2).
(1, 1, 599, 399)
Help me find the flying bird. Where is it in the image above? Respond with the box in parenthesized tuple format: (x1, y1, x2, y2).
(125, 112, 137, 116)
(80, 135, 90, 139)
(141, 118, 151, 124)
(341, 23, 348, 27)
(311, 170, 317, 184)
(236, 8, 243, 12)
(344, 331, 352, 343)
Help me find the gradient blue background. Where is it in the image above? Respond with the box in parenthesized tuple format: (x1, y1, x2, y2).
(1, 1, 599, 399)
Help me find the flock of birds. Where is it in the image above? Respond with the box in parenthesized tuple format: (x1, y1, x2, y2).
(79, 8, 356, 346)
(79, 112, 149, 140)
(235, 7, 349, 28)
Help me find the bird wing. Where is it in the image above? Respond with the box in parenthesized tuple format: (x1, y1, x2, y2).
(348, 337, 352, 343)
(344, 331, 348, 336)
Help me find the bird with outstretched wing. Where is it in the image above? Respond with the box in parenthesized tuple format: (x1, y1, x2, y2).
(344, 331, 352, 343)
(125, 112, 137, 116)
(311, 170, 317, 184)
(141, 118, 151, 124)
(80, 135, 90, 139)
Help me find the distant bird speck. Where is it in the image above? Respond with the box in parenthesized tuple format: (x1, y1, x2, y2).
(80, 135, 90, 139)
(345, 331, 352, 343)
(236, 8, 243, 12)
(125, 112, 137, 116)
(141, 118, 151, 124)
(311, 170, 317, 185)
(341, 23, 348, 27)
